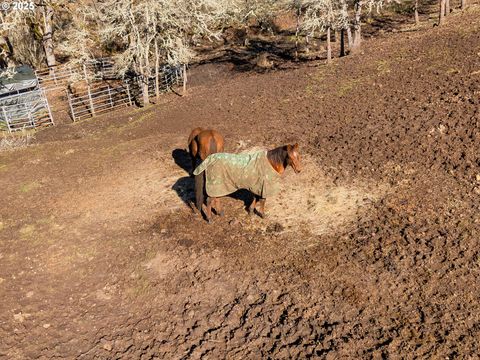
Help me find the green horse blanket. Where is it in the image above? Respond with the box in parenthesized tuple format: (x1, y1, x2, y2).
(193, 151, 281, 198)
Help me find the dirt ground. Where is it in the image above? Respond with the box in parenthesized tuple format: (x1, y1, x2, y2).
(1, 6, 480, 359)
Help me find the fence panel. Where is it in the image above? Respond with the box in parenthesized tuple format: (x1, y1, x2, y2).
(68, 84, 132, 121)
(0, 90, 54, 132)
(36, 58, 116, 91)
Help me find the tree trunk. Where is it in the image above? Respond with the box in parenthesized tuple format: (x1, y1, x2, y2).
(340, 0, 352, 49)
(340, 29, 346, 57)
(326, 27, 332, 63)
(142, 80, 149, 106)
(352, 0, 363, 51)
(42, 4, 56, 67)
(182, 63, 187, 96)
(445, 0, 450, 16)
(154, 38, 160, 99)
(347, 26, 353, 49)
(414, 0, 420, 25)
(295, 7, 301, 60)
(438, 0, 446, 25)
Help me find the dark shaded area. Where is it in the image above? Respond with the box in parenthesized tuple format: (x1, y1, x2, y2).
(171, 176, 195, 210)
(172, 148, 192, 174)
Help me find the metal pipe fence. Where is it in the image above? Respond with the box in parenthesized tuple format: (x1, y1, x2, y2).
(0, 90, 54, 132)
(36, 58, 116, 91)
(67, 84, 132, 121)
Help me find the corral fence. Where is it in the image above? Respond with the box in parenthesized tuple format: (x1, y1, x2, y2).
(127, 65, 185, 104)
(67, 84, 133, 122)
(35, 58, 115, 91)
(67, 65, 184, 121)
(0, 89, 54, 132)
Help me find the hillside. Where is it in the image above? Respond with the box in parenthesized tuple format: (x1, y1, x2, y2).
(0, 5, 479, 358)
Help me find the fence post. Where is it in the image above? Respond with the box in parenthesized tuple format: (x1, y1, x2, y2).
(43, 90, 55, 125)
(108, 86, 113, 108)
(126, 84, 133, 106)
(51, 67, 57, 85)
(66, 90, 76, 122)
(87, 86, 95, 116)
(2, 106, 12, 133)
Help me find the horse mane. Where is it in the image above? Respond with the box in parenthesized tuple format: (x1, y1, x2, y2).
(267, 145, 288, 170)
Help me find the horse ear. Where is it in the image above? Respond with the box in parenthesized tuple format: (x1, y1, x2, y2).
(293, 143, 299, 149)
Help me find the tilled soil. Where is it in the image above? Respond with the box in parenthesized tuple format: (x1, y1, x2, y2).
(1, 6, 480, 359)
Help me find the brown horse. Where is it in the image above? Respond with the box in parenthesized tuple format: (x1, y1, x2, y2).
(187, 128, 225, 213)
(194, 143, 301, 222)
(187, 127, 225, 174)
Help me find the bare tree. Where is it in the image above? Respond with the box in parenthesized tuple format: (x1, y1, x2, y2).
(438, 0, 446, 25)
(414, 0, 420, 25)
(302, 0, 347, 63)
(41, 2, 56, 67)
(98, 0, 225, 105)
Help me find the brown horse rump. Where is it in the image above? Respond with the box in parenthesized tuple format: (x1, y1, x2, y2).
(193, 151, 281, 198)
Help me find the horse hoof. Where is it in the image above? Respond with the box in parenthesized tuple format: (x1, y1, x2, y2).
(258, 212, 266, 219)
(219, 211, 225, 217)
(207, 218, 212, 224)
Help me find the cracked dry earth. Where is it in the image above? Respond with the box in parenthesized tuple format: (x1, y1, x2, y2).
(1, 5, 480, 359)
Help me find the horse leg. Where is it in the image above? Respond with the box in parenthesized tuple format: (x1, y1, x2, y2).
(249, 196, 257, 215)
(206, 197, 213, 223)
(214, 198, 224, 217)
(191, 156, 197, 176)
(256, 198, 267, 218)
(189, 140, 198, 176)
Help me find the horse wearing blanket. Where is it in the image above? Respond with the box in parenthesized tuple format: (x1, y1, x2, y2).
(193, 144, 301, 222)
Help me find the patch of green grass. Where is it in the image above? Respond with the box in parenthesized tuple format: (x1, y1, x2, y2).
(376, 60, 391, 75)
(336, 79, 361, 97)
(20, 181, 41, 193)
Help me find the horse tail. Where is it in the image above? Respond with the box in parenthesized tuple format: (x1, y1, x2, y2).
(195, 171, 205, 212)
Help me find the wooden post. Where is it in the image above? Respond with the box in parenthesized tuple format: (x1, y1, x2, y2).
(326, 27, 332, 64)
(126, 84, 133, 106)
(87, 86, 95, 116)
(182, 64, 187, 96)
(340, 29, 346, 57)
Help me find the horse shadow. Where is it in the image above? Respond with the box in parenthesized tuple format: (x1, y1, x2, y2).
(172, 148, 192, 174)
(171, 148, 195, 210)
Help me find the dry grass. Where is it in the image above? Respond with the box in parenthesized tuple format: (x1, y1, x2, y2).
(0, 130, 36, 151)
